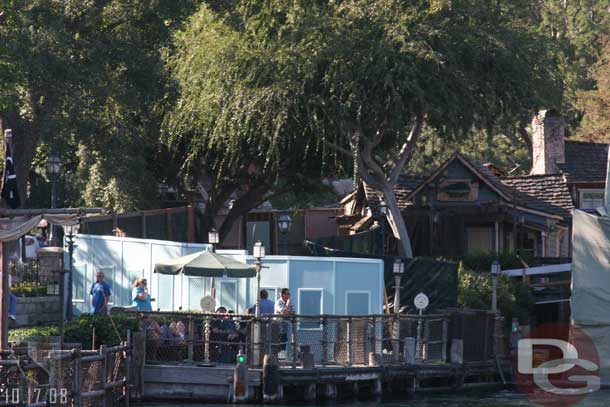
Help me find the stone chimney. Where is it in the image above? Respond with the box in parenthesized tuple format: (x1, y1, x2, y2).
(530, 110, 565, 175)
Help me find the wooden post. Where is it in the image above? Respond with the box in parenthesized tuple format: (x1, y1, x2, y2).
(290, 317, 297, 369)
(442, 317, 449, 362)
(101, 345, 113, 407)
(233, 352, 249, 402)
(72, 350, 82, 407)
(0, 242, 9, 350)
(125, 333, 131, 407)
(321, 316, 328, 365)
(141, 213, 147, 239)
(187, 317, 194, 362)
(166, 209, 173, 241)
(262, 354, 282, 402)
(187, 206, 195, 243)
(346, 316, 352, 366)
(204, 316, 211, 364)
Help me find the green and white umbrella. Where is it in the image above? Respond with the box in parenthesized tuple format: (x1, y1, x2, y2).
(154, 250, 255, 278)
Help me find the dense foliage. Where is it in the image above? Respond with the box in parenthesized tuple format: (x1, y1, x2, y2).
(9, 314, 140, 348)
(0, 0, 608, 221)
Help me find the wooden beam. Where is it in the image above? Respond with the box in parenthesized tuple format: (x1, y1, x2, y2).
(0, 242, 9, 350)
(0, 207, 104, 216)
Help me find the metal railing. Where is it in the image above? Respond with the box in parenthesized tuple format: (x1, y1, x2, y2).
(134, 310, 498, 368)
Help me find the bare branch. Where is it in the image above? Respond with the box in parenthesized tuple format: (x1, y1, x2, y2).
(388, 113, 424, 184)
(322, 139, 352, 158)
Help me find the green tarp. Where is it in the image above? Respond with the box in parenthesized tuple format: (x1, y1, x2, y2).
(154, 251, 255, 278)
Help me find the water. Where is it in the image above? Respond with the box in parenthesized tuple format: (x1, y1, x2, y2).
(142, 389, 610, 406)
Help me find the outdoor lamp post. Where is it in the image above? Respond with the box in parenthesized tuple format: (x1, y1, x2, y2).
(63, 222, 80, 321)
(392, 258, 404, 361)
(46, 154, 62, 246)
(208, 227, 220, 298)
(252, 240, 265, 367)
(208, 227, 219, 249)
(393, 259, 404, 314)
(277, 214, 292, 255)
(253, 241, 265, 318)
(491, 260, 501, 313)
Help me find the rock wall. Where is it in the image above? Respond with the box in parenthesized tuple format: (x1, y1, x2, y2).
(13, 296, 62, 327)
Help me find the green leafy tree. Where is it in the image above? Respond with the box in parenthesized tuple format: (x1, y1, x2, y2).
(0, 0, 198, 211)
(577, 36, 610, 141)
(165, 1, 562, 253)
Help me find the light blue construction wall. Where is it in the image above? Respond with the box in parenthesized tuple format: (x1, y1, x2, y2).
(71, 235, 383, 316)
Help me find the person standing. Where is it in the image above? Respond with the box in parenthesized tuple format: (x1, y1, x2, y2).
(90, 271, 111, 315)
(132, 277, 153, 311)
(274, 288, 295, 315)
(251, 289, 275, 316)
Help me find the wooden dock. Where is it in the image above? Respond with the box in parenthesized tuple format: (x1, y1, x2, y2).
(141, 360, 510, 403)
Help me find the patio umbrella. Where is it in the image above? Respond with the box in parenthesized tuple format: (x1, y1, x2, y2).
(154, 250, 255, 278)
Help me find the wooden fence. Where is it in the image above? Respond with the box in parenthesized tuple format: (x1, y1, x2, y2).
(0, 338, 133, 407)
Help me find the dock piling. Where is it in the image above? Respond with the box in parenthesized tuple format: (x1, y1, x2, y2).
(263, 354, 282, 402)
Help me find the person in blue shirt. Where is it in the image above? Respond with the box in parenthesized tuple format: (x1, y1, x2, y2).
(132, 277, 152, 311)
(8, 291, 17, 327)
(90, 271, 111, 315)
(251, 289, 275, 316)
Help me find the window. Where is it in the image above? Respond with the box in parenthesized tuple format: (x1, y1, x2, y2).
(73, 263, 87, 302)
(298, 289, 323, 329)
(580, 189, 604, 210)
(261, 287, 278, 301)
(156, 273, 174, 310)
(219, 280, 237, 312)
(466, 227, 493, 254)
(346, 291, 370, 315)
(188, 278, 207, 311)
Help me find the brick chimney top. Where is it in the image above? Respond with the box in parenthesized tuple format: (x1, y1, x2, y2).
(530, 110, 565, 175)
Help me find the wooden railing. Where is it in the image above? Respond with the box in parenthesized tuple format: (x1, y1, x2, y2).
(0, 338, 132, 407)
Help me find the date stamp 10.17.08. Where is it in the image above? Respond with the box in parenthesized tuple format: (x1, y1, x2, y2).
(1, 387, 69, 405)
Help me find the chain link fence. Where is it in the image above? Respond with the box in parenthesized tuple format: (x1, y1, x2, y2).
(136, 310, 498, 368)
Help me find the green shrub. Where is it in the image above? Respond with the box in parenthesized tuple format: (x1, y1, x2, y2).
(10, 314, 141, 349)
(9, 325, 60, 344)
(457, 261, 535, 325)
(11, 282, 48, 297)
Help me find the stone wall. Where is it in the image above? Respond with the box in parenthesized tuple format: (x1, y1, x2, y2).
(13, 296, 62, 327)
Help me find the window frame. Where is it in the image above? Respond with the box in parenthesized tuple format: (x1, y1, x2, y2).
(219, 279, 238, 312)
(187, 277, 208, 311)
(579, 188, 605, 210)
(72, 263, 87, 303)
(345, 290, 371, 315)
(297, 288, 324, 330)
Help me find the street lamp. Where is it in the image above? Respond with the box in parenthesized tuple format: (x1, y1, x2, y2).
(277, 214, 292, 255)
(63, 222, 80, 321)
(491, 260, 501, 313)
(208, 227, 219, 247)
(393, 259, 404, 314)
(252, 240, 265, 366)
(46, 154, 62, 246)
(208, 227, 220, 298)
(392, 258, 404, 361)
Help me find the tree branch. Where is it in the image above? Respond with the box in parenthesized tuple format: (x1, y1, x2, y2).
(350, 130, 386, 191)
(388, 113, 424, 184)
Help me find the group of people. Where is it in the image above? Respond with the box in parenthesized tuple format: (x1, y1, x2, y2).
(89, 271, 153, 315)
(248, 288, 295, 316)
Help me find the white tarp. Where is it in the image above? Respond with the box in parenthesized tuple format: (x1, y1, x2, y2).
(571, 209, 610, 380)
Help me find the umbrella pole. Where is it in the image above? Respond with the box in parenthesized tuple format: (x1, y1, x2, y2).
(210, 277, 216, 300)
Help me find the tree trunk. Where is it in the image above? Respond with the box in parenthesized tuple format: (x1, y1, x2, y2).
(382, 186, 413, 258)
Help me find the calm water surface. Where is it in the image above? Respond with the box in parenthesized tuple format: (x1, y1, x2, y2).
(144, 389, 610, 406)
